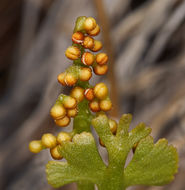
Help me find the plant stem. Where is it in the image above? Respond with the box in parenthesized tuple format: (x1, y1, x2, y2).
(73, 17, 97, 190)
(73, 99, 93, 134)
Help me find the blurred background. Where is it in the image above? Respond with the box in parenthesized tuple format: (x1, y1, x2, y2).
(0, 0, 185, 189)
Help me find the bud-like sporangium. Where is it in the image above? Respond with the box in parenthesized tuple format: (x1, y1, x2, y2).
(81, 52, 94, 66)
(57, 132, 72, 144)
(84, 88, 94, 101)
(63, 96, 77, 109)
(55, 116, 71, 127)
(94, 82, 108, 100)
(89, 99, 100, 112)
(99, 97, 112, 111)
(50, 103, 66, 120)
(50, 145, 63, 160)
(29, 140, 43, 153)
(79, 67, 92, 81)
(83, 36, 94, 49)
(132, 142, 139, 153)
(87, 24, 100, 36)
(65, 72, 78, 86)
(65, 46, 81, 60)
(96, 53, 108, 65)
(41, 133, 57, 148)
(109, 119, 117, 134)
(67, 108, 78, 117)
(91, 40, 102, 52)
(70, 86, 85, 102)
(72, 32, 84, 44)
(84, 17, 97, 31)
(57, 72, 67, 86)
(99, 138, 105, 147)
(93, 64, 108, 75)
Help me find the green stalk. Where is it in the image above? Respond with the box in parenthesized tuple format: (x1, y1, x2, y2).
(73, 17, 96, 189)
(73, 99, 93, 134)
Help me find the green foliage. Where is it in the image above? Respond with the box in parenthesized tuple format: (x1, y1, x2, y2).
(124, 136, 178, 187)
(46, 114, 178, 190)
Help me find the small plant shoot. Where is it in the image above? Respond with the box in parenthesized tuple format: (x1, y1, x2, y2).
(29, 16, 178, 190)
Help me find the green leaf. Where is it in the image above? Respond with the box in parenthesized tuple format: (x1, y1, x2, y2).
(124, 136, 178, 187)
(59, 132, 106, 173)
(46, 132, 106, 188)
(46, 114, 178, 190)
(77, 181, 95, 190)
(92, 114, 151, 166)
(46, 161, 77, 188)
(116, 114, 132, 137)
(91, 114, 114, 148)
(127, 122, 152, 149)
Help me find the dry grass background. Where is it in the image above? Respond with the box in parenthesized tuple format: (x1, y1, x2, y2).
(0, 0, 185, 189)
